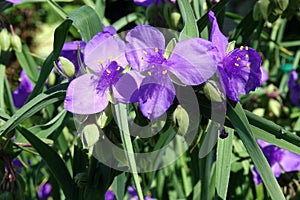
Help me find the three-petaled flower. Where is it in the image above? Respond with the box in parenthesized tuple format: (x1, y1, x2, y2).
(64, 27, 127, 114)
(115, 25, 216, 120)
(208, 11, 262, 101)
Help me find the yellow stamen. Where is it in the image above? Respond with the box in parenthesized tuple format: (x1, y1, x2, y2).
(108, 56, 113, 60)
(162, 70, 167, 75)
(155, 47, 159, 53)
(18, 78, 22, 82)
(237, 57, 241, 61)
(245, 54, 249, 59)
(245, 46, 249, 50)
(143, 50, 148, 55)
(106, 69, 111, 74)
(240, 46, 244, 50)
(147, 71, 152, 76)
(234, 63, 239, 67)
(246, 63, 250, 68)
(115, 58, 119, 62)
(98, 60, 103, 64)
(140, 57, 144, 62)
(116, 66, 121, 71)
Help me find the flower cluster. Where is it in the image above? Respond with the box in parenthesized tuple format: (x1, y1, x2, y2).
(64, 11, 262, 120)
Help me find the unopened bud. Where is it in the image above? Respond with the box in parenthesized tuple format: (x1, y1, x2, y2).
(173, 105, 189, 136)
(203, 80, 224, 102)
(55, 57, 75, 78)
(10, 34, 22, 52)
(268, 99, 281, 117)
(47, 71, 56, 87)
(170, 12, 181, 28)
(0, 28, 11, 51)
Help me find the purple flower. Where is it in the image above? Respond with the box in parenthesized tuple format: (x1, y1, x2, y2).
(5, 0, 22, 4)
(64, 27, 127, 114)
(134, 0, 176, 6)
(56, 41, 86, 76)
(105, 189, 115, 200)
(116, 25, 216, 120)
(208, 11, 262, 101)
(128, 186, 157, 200)
(12, 70, 34, 108)
(37, 183, 52, 200)
(288, 70, 300, 106)
(252, 139, 300, 185)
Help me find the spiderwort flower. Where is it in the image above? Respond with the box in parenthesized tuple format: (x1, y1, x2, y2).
(5, 0, 22, 4)
(117, 25, 216, 120)
(64, 27, 127, 114)
(12, 70, 34, 108)
(288, 70, 300, 106)
(134, 0, 176, 6)
(105, 190, 116, 200)
(128, 186, 157, 200)
(252, 139, 300, 185)
(37, 183, 52, 200)
(208, 11, 262, 101)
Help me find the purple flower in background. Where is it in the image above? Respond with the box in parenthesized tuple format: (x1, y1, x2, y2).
(134, 0, 176, 6)
(64, 27, 127, 114)
(252, 139, 300, 185)
(12, 70, 34, 108)
(56, 41, 86, 76)
(128, 186, 157, 200)
(37, 183, 52, 200)
(116, 25, 216, 120)
(208, 11, 262, 101)
(5, 0, 22, 4)
(288, 70, 300, 106)
(105, 189, 115, 200)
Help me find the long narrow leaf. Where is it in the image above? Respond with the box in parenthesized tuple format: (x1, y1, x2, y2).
(27, 19, 72, 101)
(227, 102, 285, 200)
(178, 0, 199, 40)
(0, 83, 68, 138)
(17, 126, 73, 199)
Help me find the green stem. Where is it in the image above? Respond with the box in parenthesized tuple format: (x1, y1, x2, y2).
(114, 103, 144, 200)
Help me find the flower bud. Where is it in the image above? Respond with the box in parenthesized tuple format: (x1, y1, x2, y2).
(252, 108, 265, 117)
(170, 12, 181, 28)
(203, 80, 224, 102)
(10, 34, 22, 52)
(47, 71, 56, 87)
(173, 105, 189, 136)
(55, 56, 75, 78)
(268, 99, 281, 117)
(0, 28, 11, 51)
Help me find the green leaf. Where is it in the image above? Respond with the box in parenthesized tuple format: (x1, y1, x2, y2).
(178, 0, 199, 40)
(17, 126, 73, 199)
(0, 64, 5, 110)
(27, 19, 72, 101)
(95, 0, 106, 21)
(112, 173, 126, 200)
(227, 102, 285, 200)
(215, 128, 233, 199)
(112, 13, 140, 31)
(0, 83, 68, 138)
(196, 0, 229, 34)
(113, 103, 144, 200)
(69, 5, 103, 42)
(15, 45, 39, 83)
